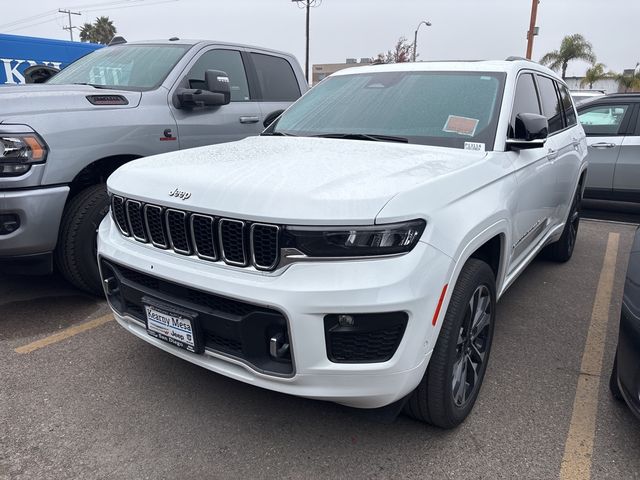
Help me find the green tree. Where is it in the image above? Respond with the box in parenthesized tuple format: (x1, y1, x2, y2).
(374, 37, 415, 64)
(79, 16, 117, 45)
(540, 34, 596, 79)
(613, 69, 640, 93)
(580, 63, 609, 89)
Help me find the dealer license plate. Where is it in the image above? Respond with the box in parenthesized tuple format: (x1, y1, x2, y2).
(145, 304, 197, 353)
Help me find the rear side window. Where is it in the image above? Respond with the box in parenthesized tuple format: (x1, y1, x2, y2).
(250, 53, 301, 101)
(578, 104, 630, 136)
(509, 73, 540, 138)
(557, 83, 577, 127)
(186, 49, 250, 101)
(537, 75, 564, 134)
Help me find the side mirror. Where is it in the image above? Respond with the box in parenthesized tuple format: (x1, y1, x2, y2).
(24, 64, 59, 84)
(506, 113, 548, 150)
(176, 69, 231, 108)
(263, 109, 285, 129)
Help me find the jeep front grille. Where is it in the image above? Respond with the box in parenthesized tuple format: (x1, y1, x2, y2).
(110, 195, 281, 271)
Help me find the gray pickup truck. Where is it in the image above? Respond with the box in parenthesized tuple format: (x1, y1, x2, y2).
(0, 38, 307, 294)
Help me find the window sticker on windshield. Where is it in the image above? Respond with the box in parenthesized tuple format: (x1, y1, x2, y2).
(464, 142, 485, 152)
(443, 115, 479, 136)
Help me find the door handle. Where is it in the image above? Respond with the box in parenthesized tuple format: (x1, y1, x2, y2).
(239, 116, 260, 124)
(547, 148, 558, 161)
(591, 142, 616, 149)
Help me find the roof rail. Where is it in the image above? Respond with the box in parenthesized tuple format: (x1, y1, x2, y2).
(108, 36, 127, 46)
(505, 56, 534, 62)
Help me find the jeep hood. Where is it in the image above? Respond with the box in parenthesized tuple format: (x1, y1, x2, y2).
(0, 84, 141, 120)
(108, 136, 487, 225)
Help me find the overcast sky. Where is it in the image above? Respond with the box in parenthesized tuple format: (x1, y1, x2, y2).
(2, 0, 636, 77)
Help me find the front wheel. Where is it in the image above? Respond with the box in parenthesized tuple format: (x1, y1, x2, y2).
(55, 184, 109, 296)
(404, 258, 496, 428)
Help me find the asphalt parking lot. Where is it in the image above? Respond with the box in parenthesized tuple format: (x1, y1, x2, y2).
(1, 218, 639, 480)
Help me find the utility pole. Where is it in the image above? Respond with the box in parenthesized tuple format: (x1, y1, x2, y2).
(291, 0, 321, 85)
(59, 8, 81, 42)
(525, 0, 540, 60)
(412, 20, 432, 62)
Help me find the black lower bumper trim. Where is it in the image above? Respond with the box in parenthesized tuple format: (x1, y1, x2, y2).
(0, 252, 53, 275)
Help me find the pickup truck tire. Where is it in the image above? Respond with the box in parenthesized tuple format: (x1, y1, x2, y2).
(544, 186, 581, 263)
(55, 184, 109, 296)
(404, 258, 496, 428)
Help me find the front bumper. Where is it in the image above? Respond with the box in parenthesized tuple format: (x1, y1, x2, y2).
(98, 217, 454, 408)
(0, 185, 69, 265)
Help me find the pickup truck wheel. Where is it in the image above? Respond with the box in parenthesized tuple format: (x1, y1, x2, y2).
(404, 258, 496, 428)
(545, 185, 581, 262)
(55, 184, 109, 296)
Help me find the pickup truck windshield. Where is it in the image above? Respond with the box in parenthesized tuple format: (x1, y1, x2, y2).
(48, 44, 190, 91)
(274, 70, 506, 150)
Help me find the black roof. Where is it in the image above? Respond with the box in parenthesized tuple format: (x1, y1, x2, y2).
(577, 92, 640, 109)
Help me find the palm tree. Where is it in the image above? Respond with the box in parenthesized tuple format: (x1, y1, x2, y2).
(79, 16, 117, 45)
(614, 69, 640, 93)
(580, 63, 609, 89)
(540, 34, 596, 79)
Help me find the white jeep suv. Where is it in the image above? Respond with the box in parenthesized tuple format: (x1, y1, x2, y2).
(98, 59, 587, 428)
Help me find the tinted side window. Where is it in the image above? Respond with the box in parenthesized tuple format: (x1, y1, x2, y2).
(186, 49, 250, 101)
(557, 83, 577, 127)
(537, 75, 564, 134)
(250, 53, 301, 101)
(509, 73, 540, 138)
(578, 104, 630, 136)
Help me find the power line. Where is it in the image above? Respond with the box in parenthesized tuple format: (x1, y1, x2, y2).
(0, 10, 58, 30)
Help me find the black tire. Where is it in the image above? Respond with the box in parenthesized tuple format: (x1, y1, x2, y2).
(545, 184, 582, 262)
(404, 258, 496, 428)
(55, 184, 109, 296)
(609, 354, 624, 401)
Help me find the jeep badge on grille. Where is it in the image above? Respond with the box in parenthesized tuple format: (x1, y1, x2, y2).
(169, 188, 191, 200)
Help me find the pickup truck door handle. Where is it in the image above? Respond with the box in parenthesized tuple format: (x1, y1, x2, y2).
(547, 148, 558, 161)
(591, 142, 616, 149)
(239, 116, 260, 124)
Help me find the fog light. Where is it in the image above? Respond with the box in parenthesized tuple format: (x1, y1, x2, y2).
(0, 164, 30, 175)
(338, 314, 355, 327)
(0, 214, 20, 235)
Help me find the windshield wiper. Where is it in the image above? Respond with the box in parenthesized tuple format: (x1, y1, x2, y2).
(261, 131, 297, 137)
(311, 133, 409, 143)
(71, 82, 111, 89)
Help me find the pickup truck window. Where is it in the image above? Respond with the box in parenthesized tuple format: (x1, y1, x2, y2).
(187, 49, 250, 102)
(509, 73, 541, 138)
(48, 44, 190, 91)
(274, 71, 505, 149)
(250, 53, 301, 101)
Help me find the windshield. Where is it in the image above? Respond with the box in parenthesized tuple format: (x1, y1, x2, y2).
(48, 44, 191, 91)
(273, 70, 506, 150)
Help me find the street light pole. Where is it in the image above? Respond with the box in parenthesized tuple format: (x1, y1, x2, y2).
(292, 0, 322, 84)
(412, 20, 432, 62)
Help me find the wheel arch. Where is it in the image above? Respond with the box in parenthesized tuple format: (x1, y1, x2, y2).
(66, 155, 142, 204)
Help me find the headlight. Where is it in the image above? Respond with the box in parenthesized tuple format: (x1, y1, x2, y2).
(0, 133, 48, 176)
(282, 219, 426, 257)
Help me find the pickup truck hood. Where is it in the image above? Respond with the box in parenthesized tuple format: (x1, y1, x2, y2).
(0, 84, 141, 120)
(108, 136, 487, 224)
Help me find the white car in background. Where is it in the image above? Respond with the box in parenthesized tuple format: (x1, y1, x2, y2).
(98, 59, 587, 428)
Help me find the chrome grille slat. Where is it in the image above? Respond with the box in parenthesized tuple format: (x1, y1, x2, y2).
(166, 209, 192, 255)
(144, 204, 168, 249)
(219, 219, 247, 267)
(190, 214, 217, 261)
(125, 200, 147, 242)
(111, 196, 279, 271)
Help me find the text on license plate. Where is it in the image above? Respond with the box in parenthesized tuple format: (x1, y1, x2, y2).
(145, 305, 195, 350)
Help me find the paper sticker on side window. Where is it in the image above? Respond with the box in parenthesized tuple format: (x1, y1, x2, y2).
(443, 115, 479, 136)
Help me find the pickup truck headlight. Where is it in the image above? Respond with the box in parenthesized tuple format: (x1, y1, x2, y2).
(0, 134, 48, 176)
(283, 219, 426, 257)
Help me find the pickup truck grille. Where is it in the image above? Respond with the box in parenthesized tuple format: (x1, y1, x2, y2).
(111, 195, 280, 271)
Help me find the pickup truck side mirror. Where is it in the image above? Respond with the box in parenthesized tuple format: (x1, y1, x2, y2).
(176, 69, 231, 109)
(506, 113, 548, 150)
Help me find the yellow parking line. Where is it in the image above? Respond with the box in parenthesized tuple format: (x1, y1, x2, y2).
(14, 313, 114, 354)
(560, 232, 620, 480)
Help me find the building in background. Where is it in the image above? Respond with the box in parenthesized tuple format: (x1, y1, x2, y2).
(0, 33, 102, 85)
(312, 57, 372, 85)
